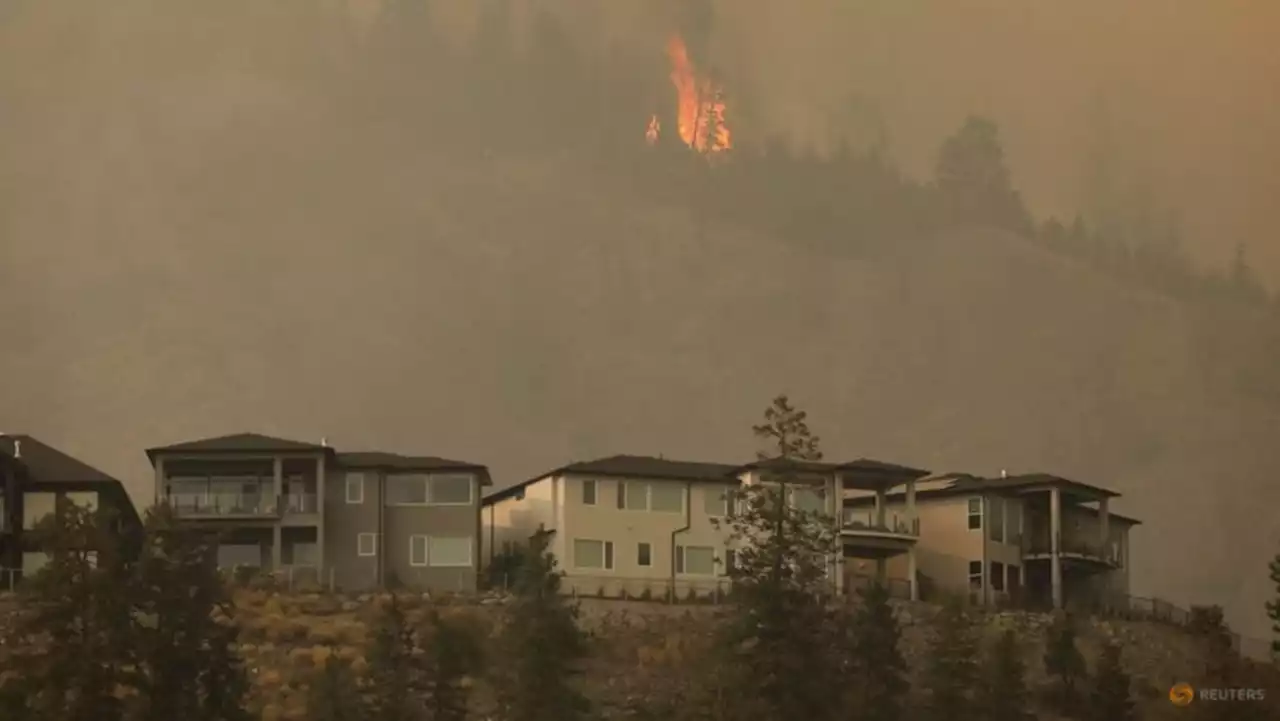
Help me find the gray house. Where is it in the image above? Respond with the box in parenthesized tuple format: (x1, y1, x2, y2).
(147, 433, 490, 592)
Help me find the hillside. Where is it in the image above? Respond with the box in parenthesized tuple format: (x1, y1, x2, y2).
(4, 139, 1280, 642)
(1, 588, 1253, 721)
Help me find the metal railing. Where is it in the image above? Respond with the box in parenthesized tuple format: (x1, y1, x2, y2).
(1022, 534, 1122, 565)
(284, 493, 319, 514)
(167, 493, 280, 517)
(841, 510, 920, 536)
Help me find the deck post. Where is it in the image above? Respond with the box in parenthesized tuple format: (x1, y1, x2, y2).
(1050, 487, 1063, 610)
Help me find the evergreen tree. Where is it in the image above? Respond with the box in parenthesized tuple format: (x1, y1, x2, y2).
(1087, 641, 1134, 721)
(1043, 612, 1087, 713)
(934, 116, 1030, 233)
(1268, 552, 1280, 660)
(307, 650, 366, 721)
(975, 629, 1032, 721)
(920, 597, 979, 721)
(845, 582, 909, 721)
(491, 529, 590, 721)
(420, 608, 481, 721)
(365, 595, 424, 721)
(132, 506, 250, 721)
(713, 395, 845, 721)
(0, 502, 136, 721)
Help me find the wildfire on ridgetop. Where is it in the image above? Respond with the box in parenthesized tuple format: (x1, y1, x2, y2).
(646, 34, 731, 153)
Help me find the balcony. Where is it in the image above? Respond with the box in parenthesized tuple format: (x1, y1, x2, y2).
(1023, 534, 1122, 567)
(284, 493, 319, 515)
(841, 509, 920, 538)
(168, 492, 280, 519)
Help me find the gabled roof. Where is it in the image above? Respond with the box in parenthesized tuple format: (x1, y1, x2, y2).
(337, 452, 492, 485)
(0, 434, 120, 485)
(485, 454, 740, 504)
(146, 433, 329, 461)
(838, 458, 931, 478)
(949, 473, 1120, 499)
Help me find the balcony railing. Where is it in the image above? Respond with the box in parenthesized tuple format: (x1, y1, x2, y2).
(1023, 534, 1122, 565)
(284, 493, 319, 515)
(168, 493, 279, 518)
(841, 510, 920, 536)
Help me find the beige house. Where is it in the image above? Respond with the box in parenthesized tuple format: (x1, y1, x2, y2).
(148, 433, 490, 592)
(481, 454, 932, 600)
(846, 472, 1139, 610)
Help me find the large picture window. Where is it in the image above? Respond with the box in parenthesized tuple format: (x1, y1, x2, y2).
(386, 474, 473, 506)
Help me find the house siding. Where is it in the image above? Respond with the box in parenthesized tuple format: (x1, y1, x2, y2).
(324, 468, 383, 591)
(483, 475, 736, 598)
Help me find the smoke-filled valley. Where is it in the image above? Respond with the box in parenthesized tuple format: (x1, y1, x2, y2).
(1, 0, 1279, 640)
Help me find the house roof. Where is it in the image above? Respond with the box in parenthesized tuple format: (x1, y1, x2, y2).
(337, 452, 492, 485)
(844, 472, 1138, 524)
(0, 434, 121, 485)
(146, 432, 329, 461)
(0, 434, 142, 527)
(485, 454, 741, 504)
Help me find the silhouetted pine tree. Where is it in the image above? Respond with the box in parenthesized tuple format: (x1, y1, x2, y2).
(714, 395, 845, 721)
(132, 505, 250, 721)
(1086, 641, 1134, 721)
(975, 629, 1032, 721)
(420, 608, 481, 721)
(0, 502, 135, 721)
(365, 595, 425, 721)
(307, 650, 365, 721)
(920, 597, 979, 721)
(491, 529, 589, 721)
(1268, 553, 1280, 659)
(846, 582, 909, 721)
(1043, 612, 1087, 714)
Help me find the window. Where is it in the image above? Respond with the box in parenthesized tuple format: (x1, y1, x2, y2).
(617, 481, 648, 511)
(792, 487, 826, 514)
(64, 491, 98, 512)
(345, 473, 365, 504)
(21, 552, 49, 576)
(389, 475, 430, 505)
(676, 545, 716, 576)
(582, 479, 597, 506)
(1006, 501, 1022, 545)
(386, 474, 473, 506)
(410, 536, 472, 567)
(23, 492, 56, 530)
(217, 544, 263, 569)
(722, 548, 736, 576)
(968, 560, 983, 589)
(967, 498, 982, 530)
(989, 497, 1005, 543)
(410, 535, 429, 566)
(573, 539, 614, 570)
(704, 486, 729, 517)
(637, 542, 652, 567)
(427, 537, 473, 567)
(650, 484, 683, 513)
(357, 533, 378, 557)
(991, 561, 1005, 591)
(430, 475, 473, 505)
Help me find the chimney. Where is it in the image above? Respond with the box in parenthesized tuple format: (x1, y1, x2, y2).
(13, 440, 21, 459)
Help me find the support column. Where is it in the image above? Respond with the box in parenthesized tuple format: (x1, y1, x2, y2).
(874, 488, 886, 528)
(1050, 487, 1062, 610)
(154, 457, 166, 506)
(1098, 497, 1110, 551)
(272, 457, 283, 570)
(905, 479, 917, 534)
(875, 557, 887, 583)
(907, 546, 918, 601)
(316, 453, 327, 576)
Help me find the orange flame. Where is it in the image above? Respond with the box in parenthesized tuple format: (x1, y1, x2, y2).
(651, 35, 731, 153)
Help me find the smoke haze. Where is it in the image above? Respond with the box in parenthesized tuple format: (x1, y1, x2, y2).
(1, 0, 1278, 638)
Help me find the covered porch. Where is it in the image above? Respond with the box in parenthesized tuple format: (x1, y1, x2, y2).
(158, 457, 322, 520)
(1016, 480, 1120, 610)
(834, 459, 928, 601)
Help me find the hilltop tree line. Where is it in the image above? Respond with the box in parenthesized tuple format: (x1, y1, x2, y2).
(3, 397, 1280, 720)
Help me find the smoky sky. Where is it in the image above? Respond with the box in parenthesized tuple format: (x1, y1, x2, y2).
(2, 0, 1278, 640)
